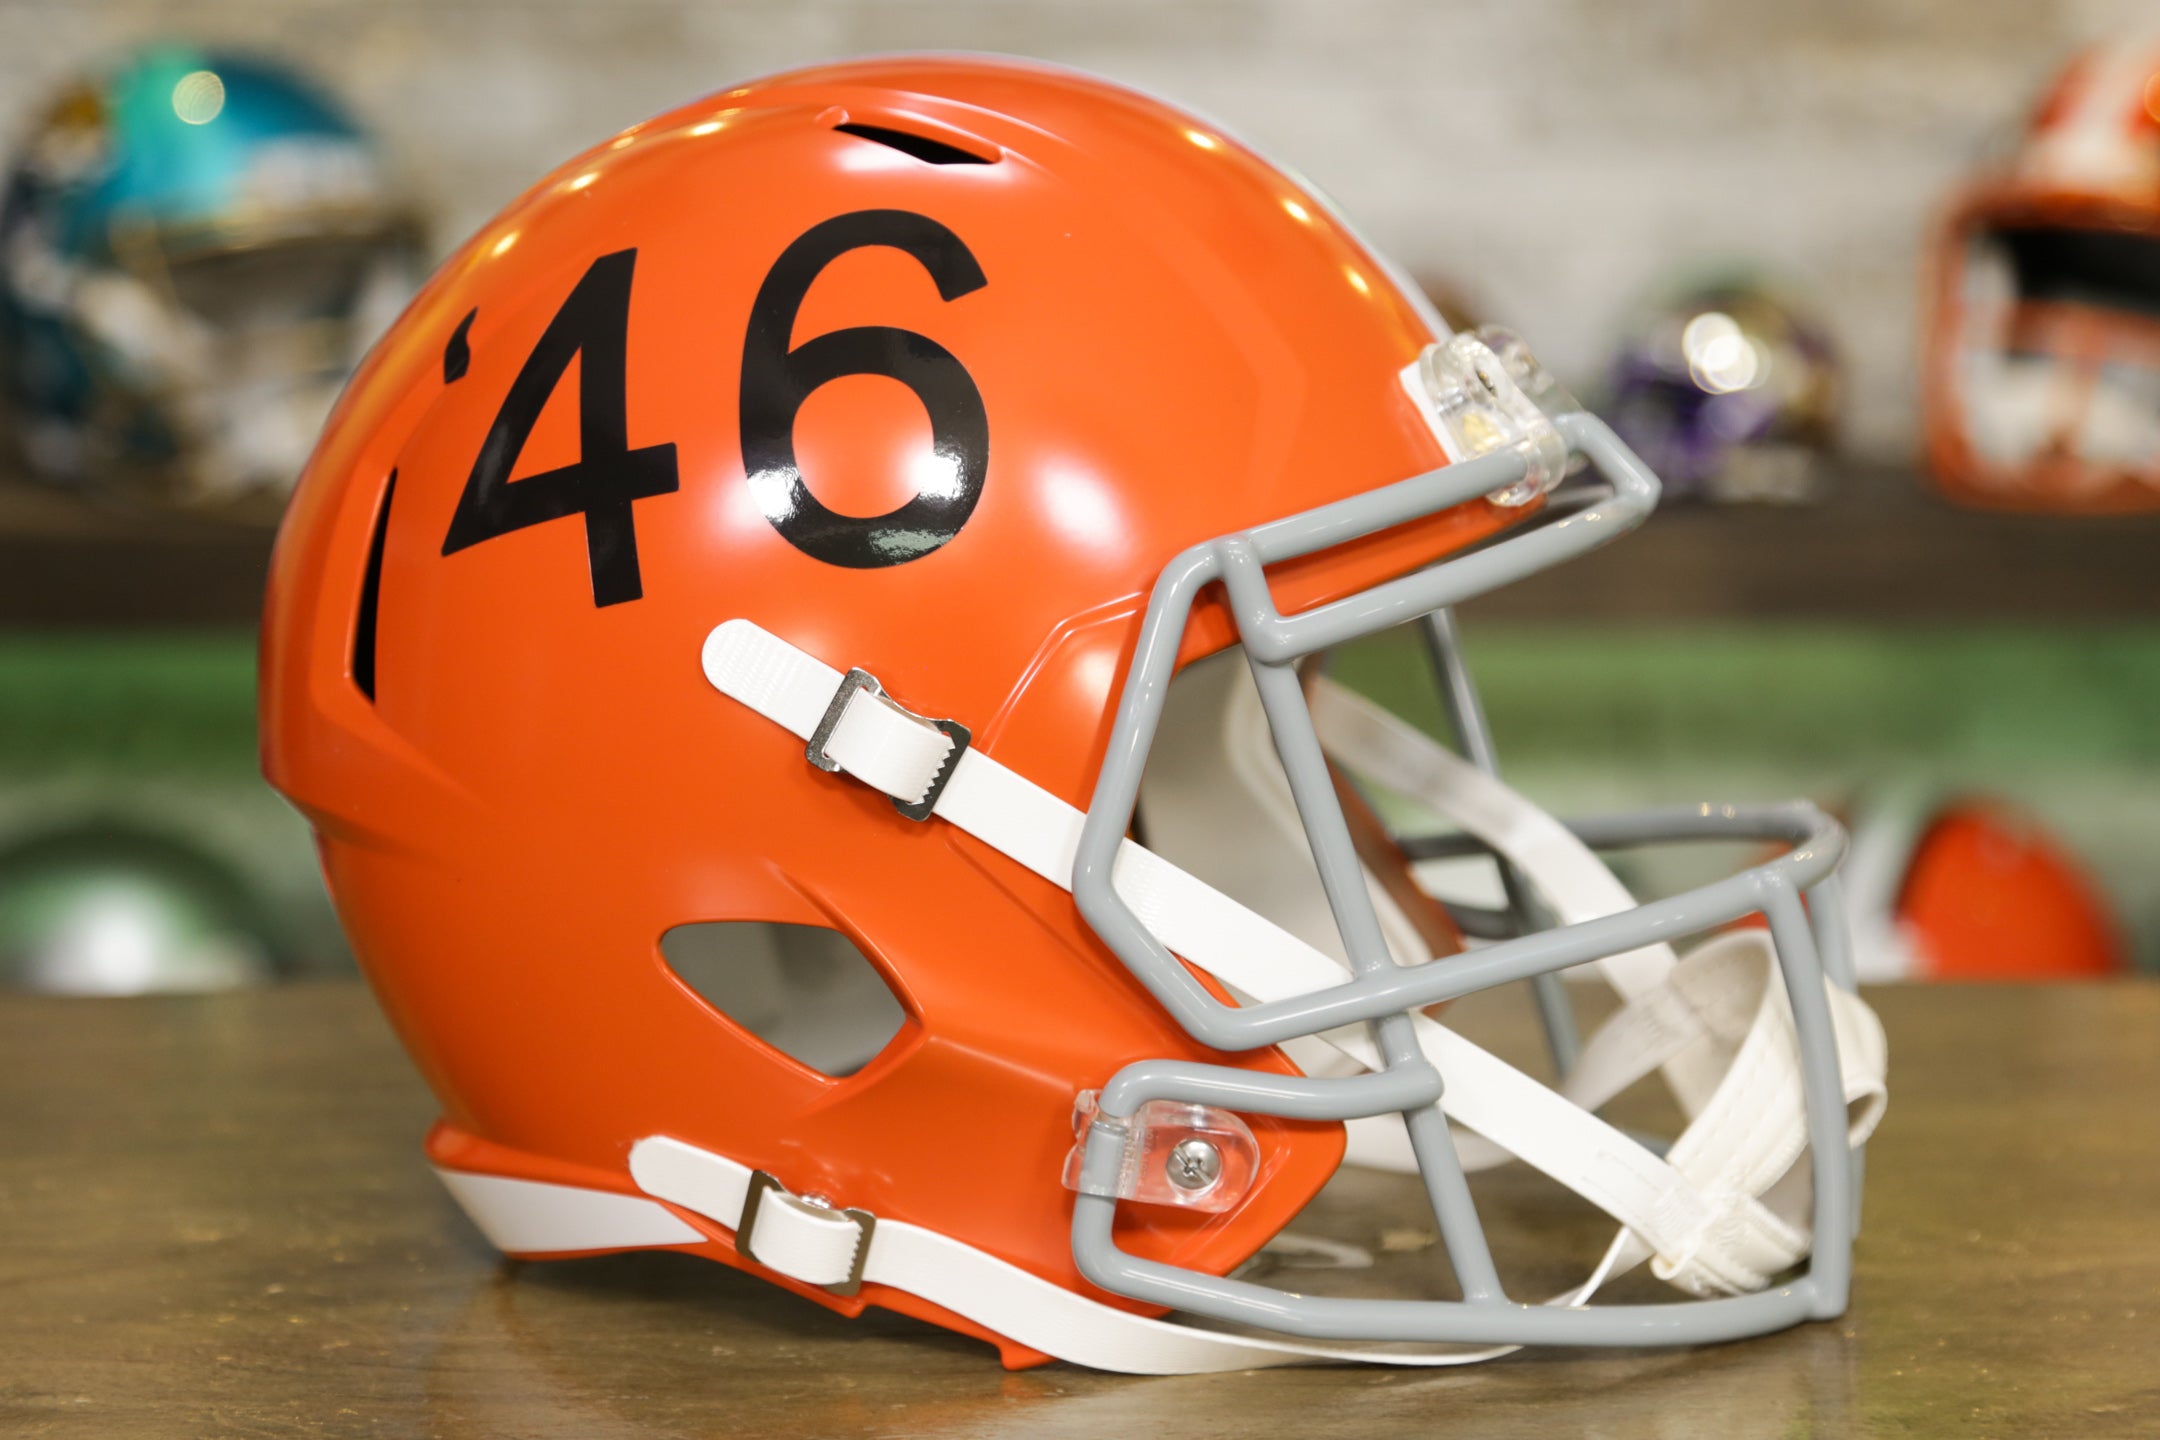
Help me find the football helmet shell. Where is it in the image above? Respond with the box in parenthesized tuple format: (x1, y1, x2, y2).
(1923, 37, 2160, 511)
(1845, 794, 2127, 981)
(0, 45, 421, 513)
(263, 57, 1883, 1371)
(1604, 276, 1841, 505)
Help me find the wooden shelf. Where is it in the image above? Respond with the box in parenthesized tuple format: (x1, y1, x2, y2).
(1461, 465, 2160, 623)
(0, 464, 2152, 626)
(0, 475, 276, 626)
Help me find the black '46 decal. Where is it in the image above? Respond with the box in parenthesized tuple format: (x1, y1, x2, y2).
(439, 212, 989, 606)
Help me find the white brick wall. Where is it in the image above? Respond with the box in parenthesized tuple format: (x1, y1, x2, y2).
(2, 0, 2153, 458)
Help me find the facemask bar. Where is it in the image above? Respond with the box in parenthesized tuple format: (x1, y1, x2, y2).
(1415, 606, 1582, 1077)
(1068, 410, 1859, 1346)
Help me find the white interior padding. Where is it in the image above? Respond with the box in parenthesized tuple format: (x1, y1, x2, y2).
(1137, 650, 1434, 977)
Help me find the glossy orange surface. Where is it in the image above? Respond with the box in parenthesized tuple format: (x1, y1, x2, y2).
(261, 57, 1525, 1367)
(1898, 803, 2127, 980)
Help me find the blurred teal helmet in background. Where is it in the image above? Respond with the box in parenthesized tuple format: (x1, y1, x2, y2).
(0, 44, 423, 517)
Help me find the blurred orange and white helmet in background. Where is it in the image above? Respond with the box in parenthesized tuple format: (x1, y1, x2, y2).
(1923, 38, 2160, 512)
(1844, 793, 2127, 981)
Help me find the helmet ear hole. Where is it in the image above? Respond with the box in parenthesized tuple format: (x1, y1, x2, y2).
(658, 921, 910, 1078)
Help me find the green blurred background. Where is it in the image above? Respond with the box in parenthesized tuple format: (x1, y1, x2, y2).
(1, 613, 2152, 982)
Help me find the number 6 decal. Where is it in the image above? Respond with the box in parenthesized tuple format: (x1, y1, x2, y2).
(739, 210, 990, 568)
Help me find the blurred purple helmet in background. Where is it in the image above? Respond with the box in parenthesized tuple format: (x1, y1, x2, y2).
(1604, 276, 1843, 503)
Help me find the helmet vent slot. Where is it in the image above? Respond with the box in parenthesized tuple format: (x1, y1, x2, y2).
(351, 470, 396, 702)
(659, 921, 909, 1078)
(834, 121, 994, 166)
(443, 307, 476, 383)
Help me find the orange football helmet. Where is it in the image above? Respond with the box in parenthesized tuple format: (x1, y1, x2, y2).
(1847, 795, 2126, 981)
(1923, 38, 2160, 511)
(263, 57, 1884, 1371)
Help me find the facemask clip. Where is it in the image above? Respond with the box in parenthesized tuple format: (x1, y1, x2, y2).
(1061, 1090, 1259, 1213)
(1402, 325, 1580, 507)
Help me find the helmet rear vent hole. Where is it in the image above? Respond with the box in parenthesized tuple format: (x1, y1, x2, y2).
(443, 308, 476, 384)
(834, 121, 994, 166)
(351, 470, 396, 702)
(659, 921, 909, 1078)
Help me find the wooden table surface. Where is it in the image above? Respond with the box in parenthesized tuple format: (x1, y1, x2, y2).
(3, 981, 2156, 1438)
